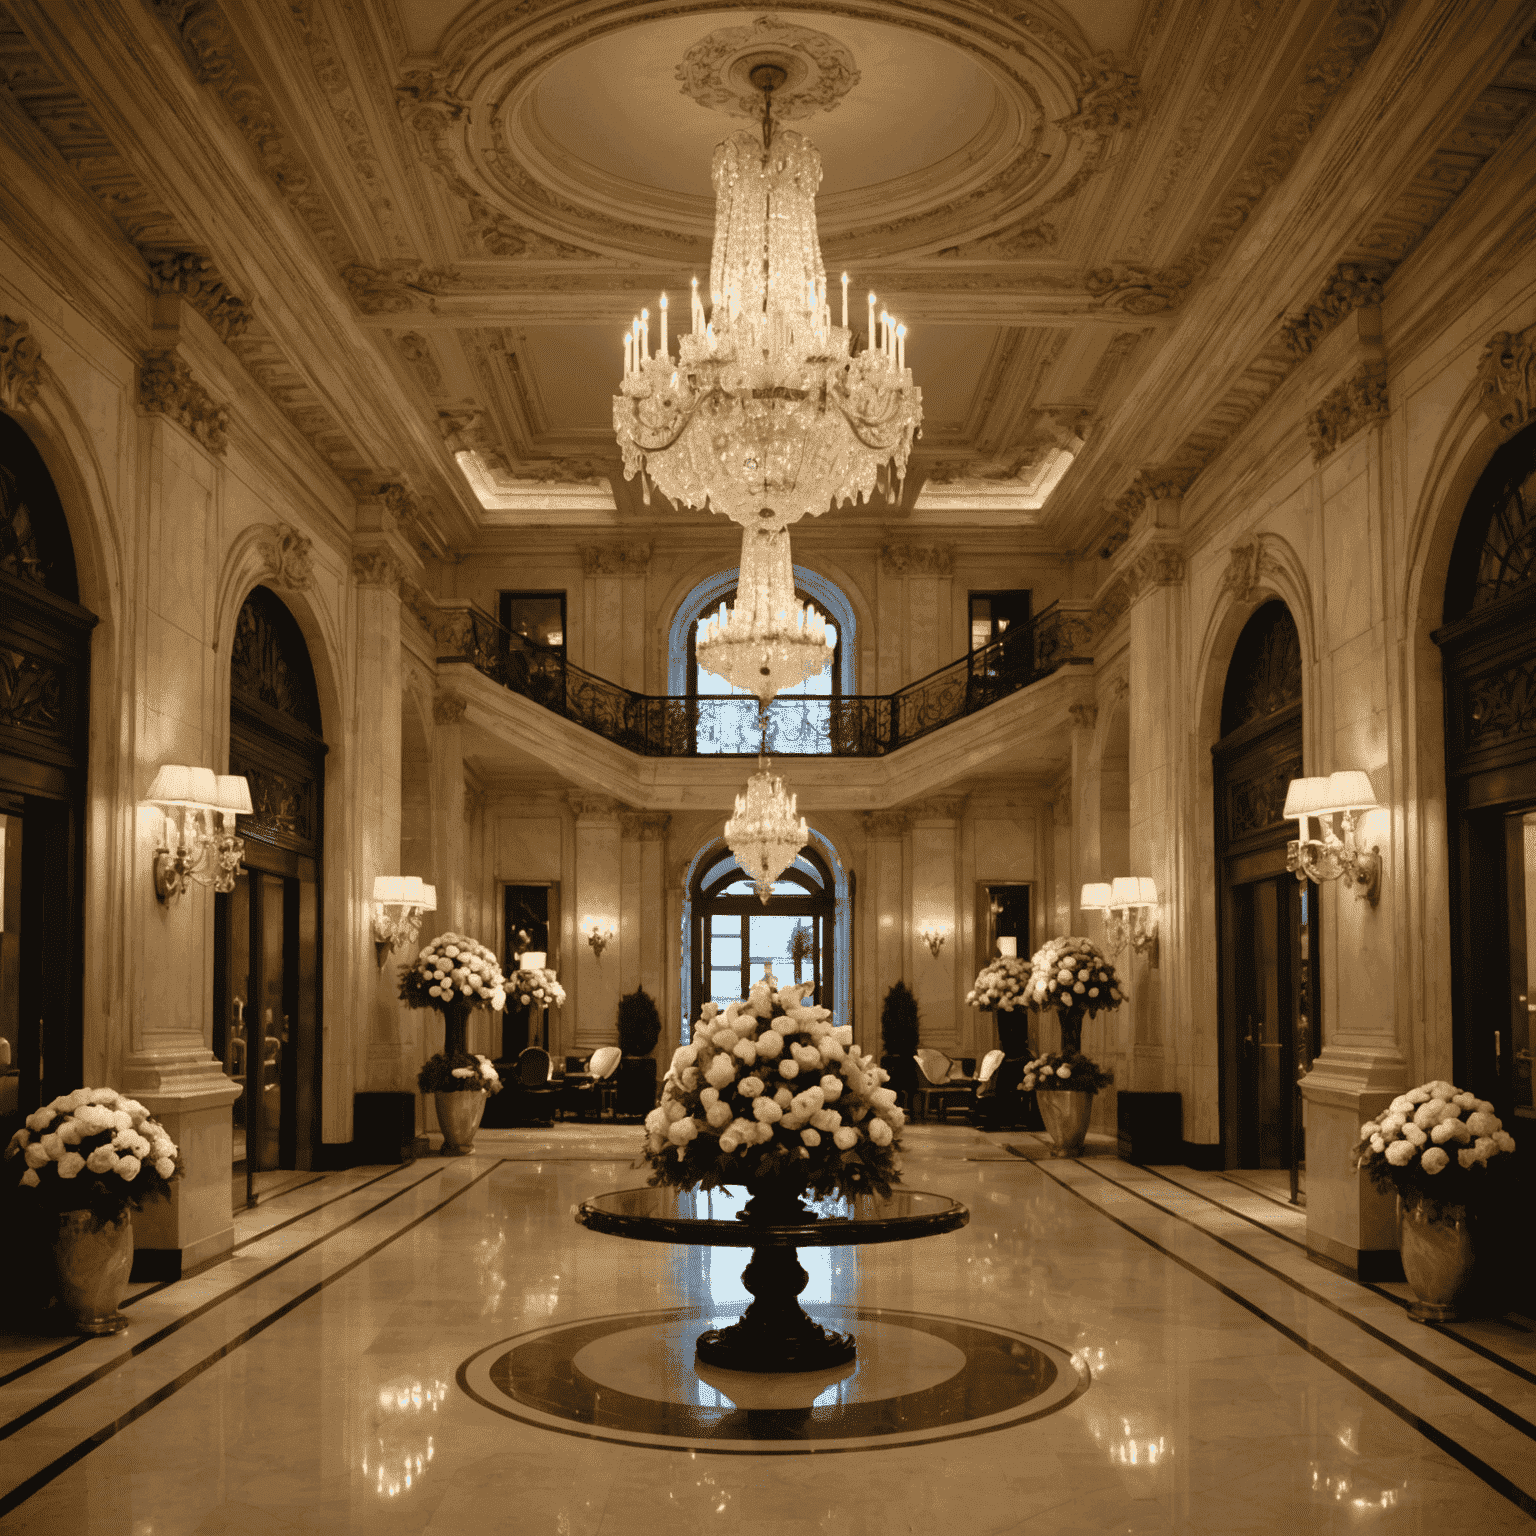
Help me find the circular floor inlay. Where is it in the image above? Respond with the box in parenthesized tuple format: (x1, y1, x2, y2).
(458, 1307, 1089, 1453)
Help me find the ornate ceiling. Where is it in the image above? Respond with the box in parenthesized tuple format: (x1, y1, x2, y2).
(2, 0, 1534, 558)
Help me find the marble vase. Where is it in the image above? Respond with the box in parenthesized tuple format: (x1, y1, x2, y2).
(1398, 1197, 1475, 1321)
(53, 1209, 133, 1335)
(1037, 1089, 1094, 1158)
(435, 1090, 487, 1156)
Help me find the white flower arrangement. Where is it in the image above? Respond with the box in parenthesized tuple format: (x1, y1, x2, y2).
(1025, 936, 1124, 1021)
(419, 1051, 502, 1095)
(1020, 1051, 1114, 1095)
(5, 1087, 181, 1224)
(964, 956, 1033, 1012)
(399, 932, 507, 1014)
(507, 968, 566, 1010)
(1355, 1079, 1515, 1210)
(643, 971, 904, 1202)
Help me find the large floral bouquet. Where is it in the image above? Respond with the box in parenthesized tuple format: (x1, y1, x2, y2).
(1022, 1051, 1114, 1094)
(644, 972, 904, 1202)
(1355, 1080, 1516, 1213)
(1027, 936, 1124, 1051)
(506, 967, 566, 1010)
(5, 1087, 181, 1225)
(965, 956, 1033, 1012)
(418, 1053, 502, 1095)
(399, 932, 507, 1014)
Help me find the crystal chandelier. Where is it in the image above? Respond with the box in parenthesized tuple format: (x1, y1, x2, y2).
(724, 757, 809, 902)
(696, 525, 834, 703)
(613, 69, 923, 530)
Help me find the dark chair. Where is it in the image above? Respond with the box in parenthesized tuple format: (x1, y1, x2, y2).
(510, 1047, 560, 1126)
(613, 1056, 658, 1121)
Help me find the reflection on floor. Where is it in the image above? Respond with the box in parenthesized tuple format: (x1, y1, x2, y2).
(1, 1124, 1534, 1532)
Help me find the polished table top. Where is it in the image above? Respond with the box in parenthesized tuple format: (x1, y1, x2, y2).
(575, 1186, 969, 1247)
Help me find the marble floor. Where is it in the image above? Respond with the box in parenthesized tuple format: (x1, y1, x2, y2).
(2, 1124, 1534, 1533)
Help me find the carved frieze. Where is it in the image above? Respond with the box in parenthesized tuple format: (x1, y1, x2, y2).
(620, 810, 672, 840)
(394, 332, 443, 394)
(676, 15, 858, 122)
(1475, 325, 1536, 440)
(0, 316, 43, 414)
(1056, 54, 1142, 137)
(342, 264, 454, 316)
(880, 544, 953, 576)
(236, 762, 315, 845)
(1124, 542, 1187, 606)
(258, 523, 314, 593)
(1279, 262, 1388, 357)
(144, 251, 251, 341)
(861, 811, 911, 839)
(581, 543, 651, 576)
(1226, 752, 1303, 842)
(906, 795, 968, 821)
(1068, 703, 1098, 731)
(351, 550, 405, 593)
(1085, 265, 1184, 316)
(1466, 657, 1536, 749)
(433, 692, 468, 726)
(1222, 532, 1279, 606)
(1307, 365, 1388, 460)
(139, 351, 229, 455)
(437, 404, 494, 455)
(568, 793, 623, 819)
(0, 647, 63, 731)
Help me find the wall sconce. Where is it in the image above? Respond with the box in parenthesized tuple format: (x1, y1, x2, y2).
(373, 876, 436, 968)
(584, 920, 615, 958)
(1081, 878, 1159, 956)
(147, 766, 251, 903)
(918, 924, 948, 957)
(1284, 771, 1382, 904)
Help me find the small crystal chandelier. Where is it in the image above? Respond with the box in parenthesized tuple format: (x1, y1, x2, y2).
(613, 67, 922, 530)
(725, 757, 809, 902)
(696, 525, 834, 703)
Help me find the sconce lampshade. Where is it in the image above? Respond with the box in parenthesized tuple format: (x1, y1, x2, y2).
(215, 775, 253, 814)
(1080, 882, 1113, 910)
(1110, 876, 1158, 908)
(416, 882, 437, 912)
(373, 876, 437, 910)
(374, 875, 407, 905)
(1282, 776, 1334, 820)
(146, 764, 198, 806)
(1314, 770, 1377, 814)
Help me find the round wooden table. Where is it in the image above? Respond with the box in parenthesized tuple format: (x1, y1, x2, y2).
(575, 1185, 969, 1373)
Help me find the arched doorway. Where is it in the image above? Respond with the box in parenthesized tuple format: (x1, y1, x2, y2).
(213, 586, 327, 1206)
(0, 412, 96, 1132)
(1434, 418, 1536, 1137)
(689, 844, 836, 1027)
(1213, 601, 1319, 1184)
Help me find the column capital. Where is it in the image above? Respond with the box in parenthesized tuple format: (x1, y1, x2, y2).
(433, 690, 467, 725)
(568, 793, 624, 820)
(1475, 323, 1536, 441)
(1307, 364, 1388, 461)
(861, 810, 911, 839)
(880, 543, 953, 575)
(905, 794, 968, 823)
(0, 314, 43, 413)
(620, 810, 671, 840)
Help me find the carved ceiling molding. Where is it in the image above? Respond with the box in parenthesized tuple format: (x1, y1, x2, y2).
(1055, 53, 1141, 138)
(1475, 324, 1536, 440)
(620, 810, 672, 840)
(139, 350, 229, 455)
(676, 14, 859, 123)
(906, 795, 969, 822)
(394, 332, 443, 394)
(0, 316, 43, 414)
(151, 0, 347, 262)
(861, 810, 911, 840)
(1084, 264, 1185, 317)
(581, 543, 652, 576)
(433, 690, 468, 726)
(881, 543, 954, 576)
(1124, 541, 1188, 605)
(1067, 703, 1098, 730)
(346, 476, 415, 523)
(568, 793, 624, 819)
(1307, 364, 1389, 461)
(1097, 465, 1199, 560)
(144, 250, 251, 342)
(1221, 532, 1282, 607)
(256, 523, 314, 593)
(342, 264, 457, 316)
(437, 402, 496, 455)
(351, 550, 405, 593)
(1278, 262, 1388, 358)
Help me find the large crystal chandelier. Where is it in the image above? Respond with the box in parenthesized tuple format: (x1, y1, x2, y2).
(696, 525, 834, 704)
(613, 70, 922, 531)
(725, 758, 809, 903)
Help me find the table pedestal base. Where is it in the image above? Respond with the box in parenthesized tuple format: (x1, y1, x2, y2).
(695, 1243, 856, 1374)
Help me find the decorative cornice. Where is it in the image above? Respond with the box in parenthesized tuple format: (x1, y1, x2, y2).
(351, 550, 405, 593)
(880, 543, 953, 576)
(1084, 264, 1185, 316)
(144, 250, 251, 341)
(1127, 543, 1187, 601)
(1056, 53, 1141, 138)
(581, 542, 652, 576)
(1221, 532, 1280, 606)
(1278, 262, 1388, 358)
(342, 263, 452, 316)
(138, 350, 228, 455)
(568, 793, 623, 819)
(395, 332, 443, 394)
(437, 402, 494, 454)
(861, 810, 911, 840)
(1098, 465, 1198, 559)
(1067, 703, 1098, 731)
(1307, 364, 1389, 461)
(906, 794, 968, 822)
(0, 316, 43, 414)
(620, 810, 671, 840)
(258, 523, 313, 592)
(1475, 324, 1536, 440)
(432, 691, 467, 726)
(346, 476, 415, 523)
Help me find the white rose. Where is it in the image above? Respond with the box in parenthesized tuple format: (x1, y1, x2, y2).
(1360, 1122, 1381, 1138)
(819, 1076, 843, 1103)
(1402, 1123, 1427, 1147)
(733, 1040, 758, 1066)
(57, 1120, 83, 1146)
(752, 1098, 783, 1123)
(154, 1156, 176, 1179)
(85, 1146, 118, 1174)
(757, 1030, 784, 1059)
(706, 1102, 732, 1129)
(1466, 1111, 1499, 1138)
(1057, 1065, 1072, 1078)
(666, 1117, 698, 1146)
(1457, 1147, 1483, 1169)
(779, 1059, 800, 1079)
(800, 1128, 822, 1147)
(719, 1134, 739, 1154)
(871, 1087, 897, 1109)
(24, 1142, 48, 1169)
(810, 1108, 841, 1132)
(833, 1127, 858, 1150)
(1430, 1121, 1457, 1145)
(705, 1056, 736, 1090)
(57, 1151, 86, 1179)
(644, 1108, 666, 1135)
(868, 1119, 893, 1146)
(1385, 1140, 1415, 1166)
(20, 1168, 39, 1187)
(1494, 1130, 1516, 1153)
(738, 1076, 765, 1099)
(1369, 1135, 1385, 1153)
(1421, 1147, 1450, 1175)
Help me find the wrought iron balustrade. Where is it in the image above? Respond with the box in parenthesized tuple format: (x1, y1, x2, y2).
(436, 601, 1090, 757)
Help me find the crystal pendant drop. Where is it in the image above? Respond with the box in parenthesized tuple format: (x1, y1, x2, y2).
(724, 758, 808, 903)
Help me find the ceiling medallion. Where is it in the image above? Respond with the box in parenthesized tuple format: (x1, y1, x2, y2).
(676, 14, 859, 123)
(725, 758, 810, 903)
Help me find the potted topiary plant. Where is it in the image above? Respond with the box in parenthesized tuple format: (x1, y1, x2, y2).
(615, 986, 663, 1118)
(878, 980, 921, 1107)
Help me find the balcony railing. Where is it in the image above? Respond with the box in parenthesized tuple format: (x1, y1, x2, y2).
(436, 601, 1091, 757)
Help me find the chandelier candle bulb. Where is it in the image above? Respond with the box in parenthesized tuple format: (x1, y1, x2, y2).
(641, 308, 649, 359)
(868, 292, 876, 351)
(841, 272, 848, 329)
(660, 293, 667, 358)
(897, 325, 906, 371)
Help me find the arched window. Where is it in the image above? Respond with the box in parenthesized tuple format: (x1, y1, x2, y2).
(667, 565, 857, 755)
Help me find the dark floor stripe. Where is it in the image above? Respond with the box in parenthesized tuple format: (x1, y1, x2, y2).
(0, 1160, 504, 1518)
(1075, 1159, 1536, 1445)
(0, 1163, 444, 1442)
(245, 1172, 328, 1209)
(231, 1165, 404, 1252)
(1216, 1170, 1301, 1212)
(1030, 1160, 1536, 1519)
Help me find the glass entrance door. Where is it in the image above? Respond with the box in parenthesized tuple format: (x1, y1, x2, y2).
(1504, 808, 1535, 1116)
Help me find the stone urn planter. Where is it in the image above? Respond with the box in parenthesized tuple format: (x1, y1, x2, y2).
(434, 1089, 488, 1156)
(1037, 1088, 1095, 1158)
(1398, 1198, 1475, 1321)
(53, 1210, 134, 1335)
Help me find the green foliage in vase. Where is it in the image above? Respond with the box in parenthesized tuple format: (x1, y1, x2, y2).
(1022, 1050, 1114, 1094)
(617, 986, 663, 1057)
(879, 979, 921, 1057)
(418, 1052, 502, 1095)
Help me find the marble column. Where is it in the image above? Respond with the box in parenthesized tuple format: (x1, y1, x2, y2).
(861, 811, 910, 1053)
(620, 811, 671, 1008)
(908, 796, 966, 1056)
(580, 544, 650, 689)
(571, 795, 623, 1052)
(878, 544, 954, 686)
